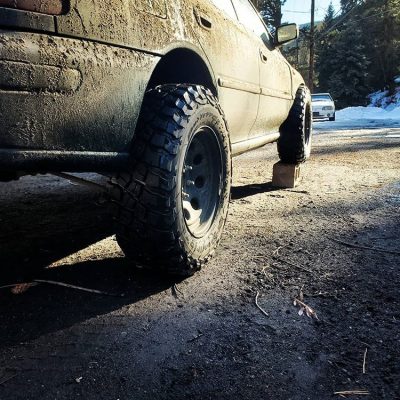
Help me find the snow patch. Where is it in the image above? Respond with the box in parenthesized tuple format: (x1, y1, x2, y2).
(314, 104, 400, 132)
(368, 87, 400, 111)
(337, 106, 400, 121)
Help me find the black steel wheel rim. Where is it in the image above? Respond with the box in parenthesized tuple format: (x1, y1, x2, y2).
(305, 102, 312, 145)
(181, 126, 223, 238)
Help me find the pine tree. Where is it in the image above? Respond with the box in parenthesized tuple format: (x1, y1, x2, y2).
(340, 0, 359, 13)
(315, 4, 338, 92)
(316, 0, 399, 106)
(326, 22, 370, 108)
(359, 0, 400, 93)
(323, 2, 336, 27)
(253, 0, 287, 32)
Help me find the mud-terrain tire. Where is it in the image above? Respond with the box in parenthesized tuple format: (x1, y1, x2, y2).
(111, 84, 232, 276)
(329, 114, 336, 122)
(278, 86, 312, 163)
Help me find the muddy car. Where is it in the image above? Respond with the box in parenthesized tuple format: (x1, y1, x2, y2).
(0, 0, 312, 276)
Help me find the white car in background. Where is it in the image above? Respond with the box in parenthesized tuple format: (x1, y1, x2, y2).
(312, 93, 336, 121)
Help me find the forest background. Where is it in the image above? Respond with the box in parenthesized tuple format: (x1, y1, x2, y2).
(252, 0, 400, 108)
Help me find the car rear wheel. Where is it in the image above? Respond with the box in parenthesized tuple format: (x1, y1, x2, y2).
(329, 114, 336, 121)
(278, 86, 312, 163)
(110, 84, 231, 276)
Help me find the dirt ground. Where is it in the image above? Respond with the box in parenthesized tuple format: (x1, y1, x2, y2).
(0, 122, 399, 399)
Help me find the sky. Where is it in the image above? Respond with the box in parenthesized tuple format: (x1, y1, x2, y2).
(281, 0, 342, 25)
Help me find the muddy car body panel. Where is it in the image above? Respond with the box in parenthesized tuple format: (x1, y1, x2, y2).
(0, 0, 303, 172)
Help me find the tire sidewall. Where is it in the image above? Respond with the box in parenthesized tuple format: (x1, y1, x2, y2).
(278, 85, 313, 164)
(304, 91, 312, 159)
(175, 104, 231, 261)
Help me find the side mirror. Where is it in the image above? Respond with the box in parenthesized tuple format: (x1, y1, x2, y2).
(275, 23, 299, 46)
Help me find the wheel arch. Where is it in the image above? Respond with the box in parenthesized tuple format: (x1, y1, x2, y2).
(146, 46, 218, 95)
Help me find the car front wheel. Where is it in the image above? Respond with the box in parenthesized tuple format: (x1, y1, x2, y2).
(110, 84, 232, 276)
(278, 85, 312, 163)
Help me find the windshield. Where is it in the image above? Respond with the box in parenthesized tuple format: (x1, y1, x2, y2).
(312, 94, 332, 102)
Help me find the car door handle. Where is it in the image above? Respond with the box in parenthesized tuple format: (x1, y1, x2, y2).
(260, 49, 268, 63)
(194, 8, 212, 30)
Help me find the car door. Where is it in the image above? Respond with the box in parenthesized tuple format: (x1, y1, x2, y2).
(257, 43, 293, 136)
(231, 0, 292, 138)
(192, 0, 261, 145)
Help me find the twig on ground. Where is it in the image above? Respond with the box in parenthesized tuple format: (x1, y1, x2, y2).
(363, 348, 368, 374)
(298, 285, 304, 301)
(260, 265, 277, 285)
(334, 389, 369, 396)
(33, 280, 125, 297)
(252, 255, 267, 260)
(273, 245, 286, 256)
(274, 257, 313, 274)
(369, 235, 396, 240)
(307, 291, 338, 299)
(293, 297, 319, 320)
(0, 282, 38, 293)
(11, 283, 38, 294)
(255, 291, 269, 317)
(0, 283, 25, 291)
(331, 238, 400, 256)
(285, 189, 310, 194)
(188, 333, 204, 342)
(1, 280, 124, 297)
(171, 283, 185, 299)
(0, 374, 17, 386)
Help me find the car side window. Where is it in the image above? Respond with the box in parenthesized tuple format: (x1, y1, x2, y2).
(209, 0, 237, 20)
(231, 0, 272, 47)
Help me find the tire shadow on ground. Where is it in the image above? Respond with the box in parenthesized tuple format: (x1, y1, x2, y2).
(0, 178, 180, 349)
(0, 258, 178, 350)
(231, 182, 280, 200)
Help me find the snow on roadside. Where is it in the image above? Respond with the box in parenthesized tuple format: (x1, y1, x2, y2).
(337, 105, 400, 121)
(334, 83, 400, 122)
(314, 83, 400, 131)
(368, 87, 400, 111)
(313, 105, 400, 132)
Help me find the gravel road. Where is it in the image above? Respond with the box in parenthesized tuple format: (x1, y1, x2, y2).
(1, 121, 399, 399)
